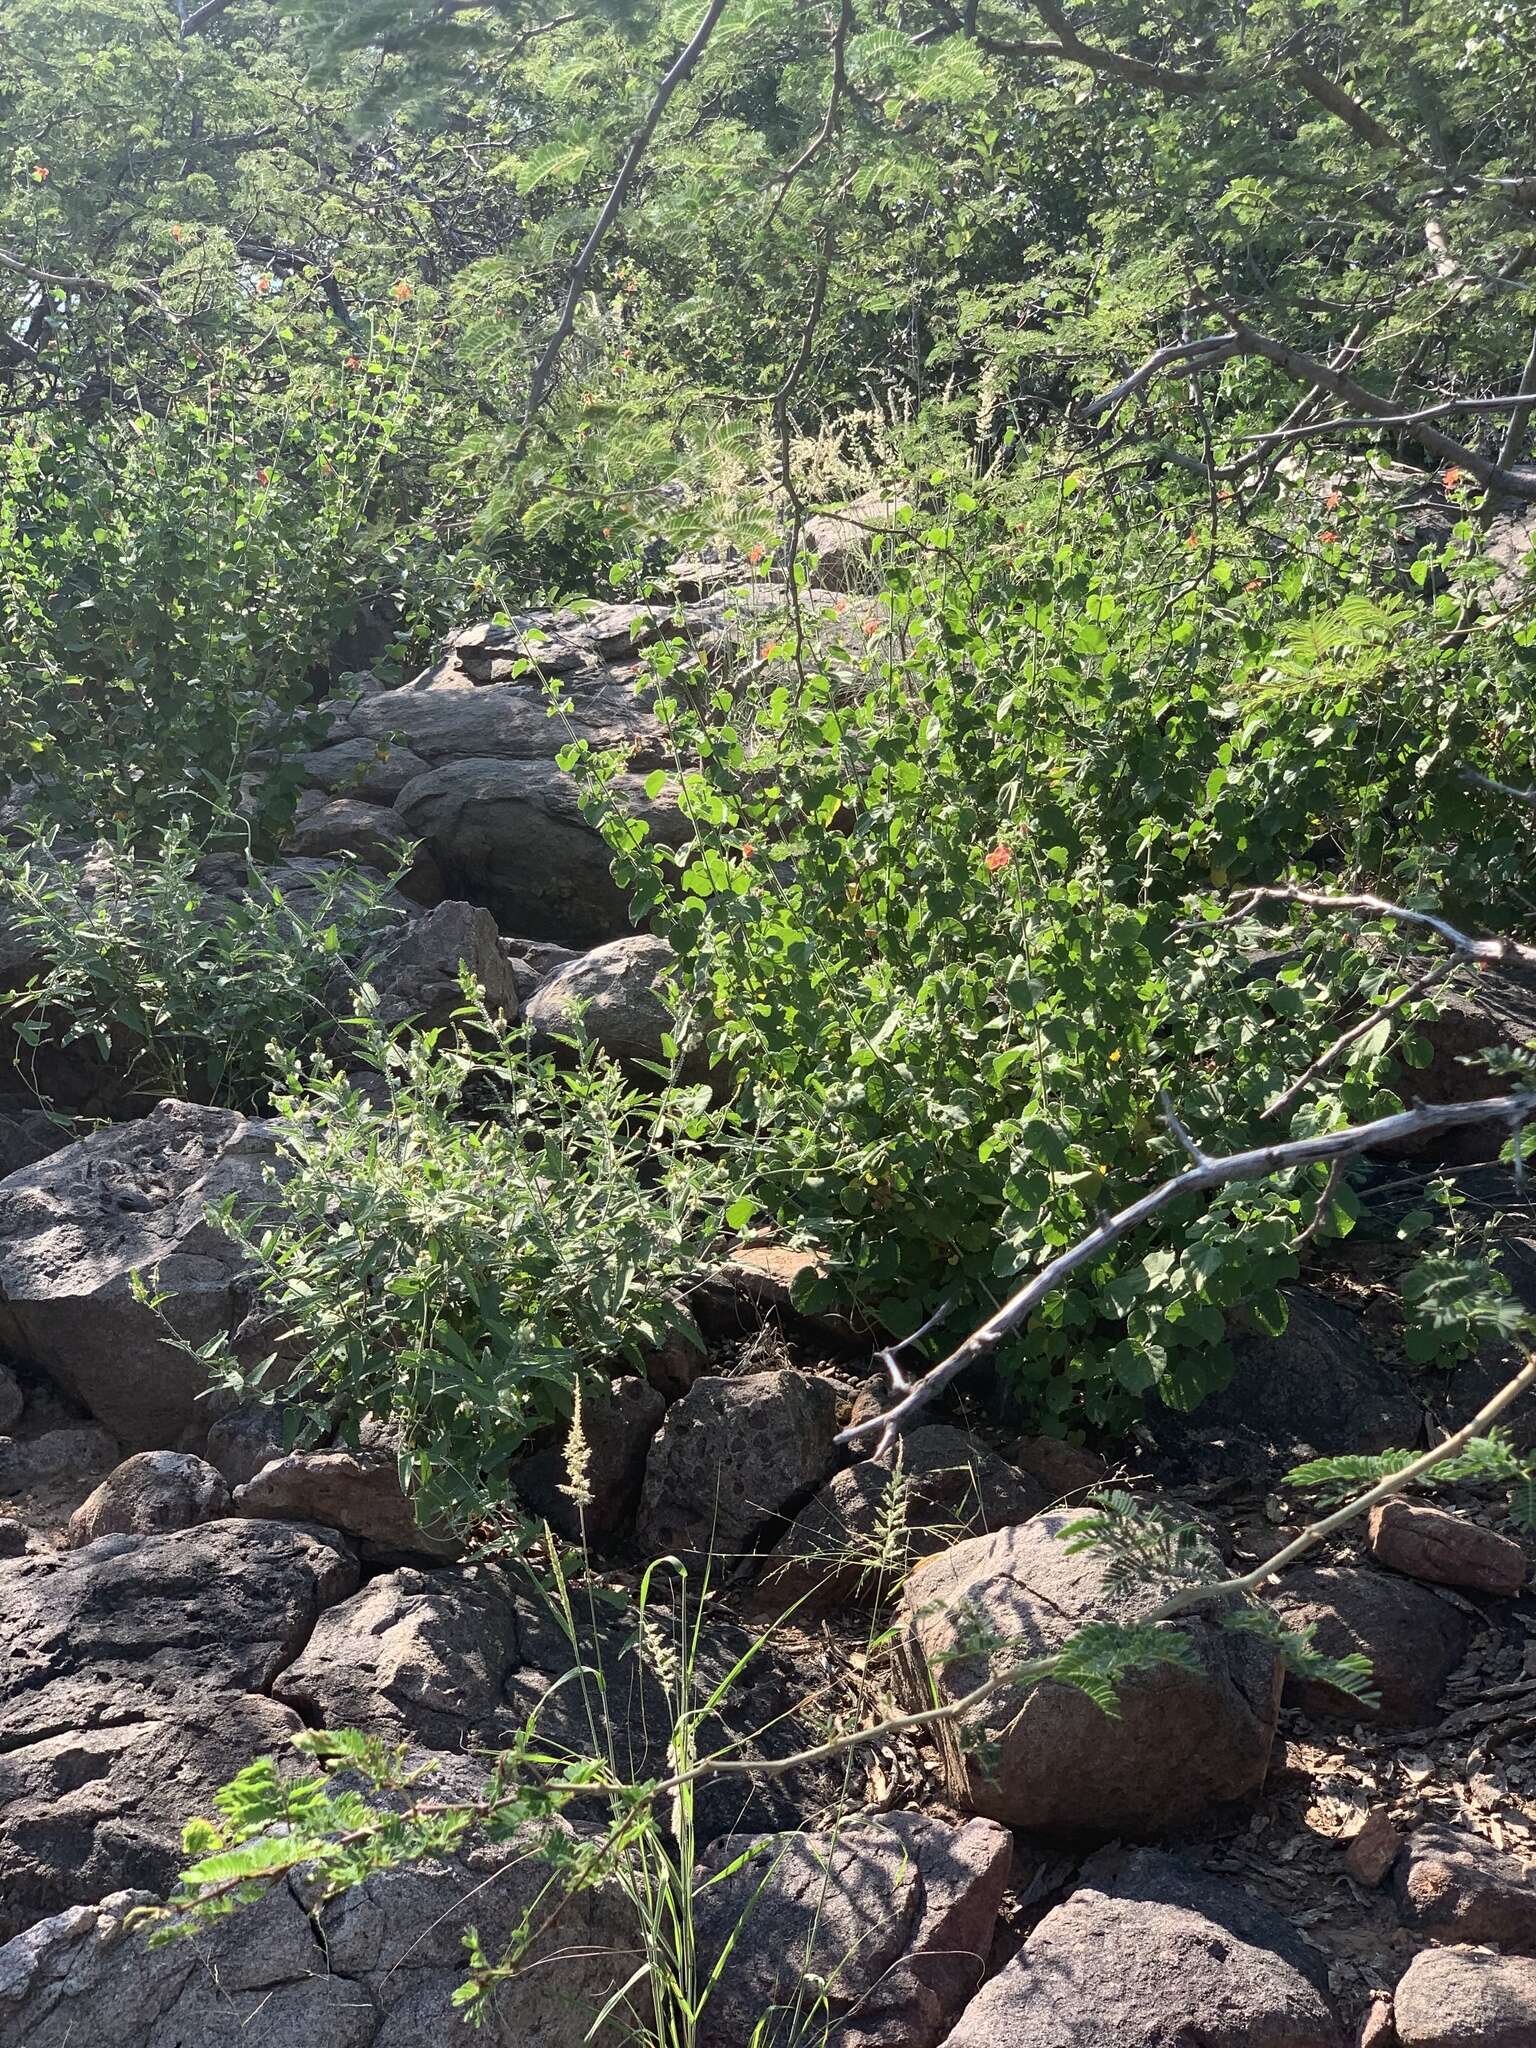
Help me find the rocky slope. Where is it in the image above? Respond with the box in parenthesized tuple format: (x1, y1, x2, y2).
(1, 600, 1534, 2047)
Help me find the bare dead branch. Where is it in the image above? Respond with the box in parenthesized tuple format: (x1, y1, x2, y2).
(766, 0, 854, 223)
(1236, 389, 1536, 460)
(843, 1087, 1536, 1452)
(979, 0, 1241, 95)
(1464, 769, 1536, 809)
(0, 245, 167, 314)
(1080, 334, 1240, 422)
(775, 235, 835, 680)
(1288, 59, 1400, 154)
(1222, 316, 1536, 497)
(1497, 323, 1536, 475)
(1236, 883, 1536, 971)
(179, 0, 240, 36)
(1083, 310, 1536, 498)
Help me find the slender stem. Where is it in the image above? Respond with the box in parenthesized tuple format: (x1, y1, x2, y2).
(515, 0, 729, 448)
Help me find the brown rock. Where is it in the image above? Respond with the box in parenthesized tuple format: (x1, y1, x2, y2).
(687, 1242, 862, 1347)
(1393, 1945, 1536, 2047)
(1013, 1433, 1110, 1499)
(1266, 1566, 1470, 1725)
(1394, 1823, 1536, 1948)
(234, 1448, 460, 1560)
(1367, 1499, 1525, 1596)
(1344, 1808, 1405, 1888)
(900, 1511, 1281, 1837)
(756, 1426, 1045, 1614)
(287, 790, 443, 903)
(693, 1811, 1009, 2048)
(639, 1326, 712, 1400)
(67, 1452, 229, 1548)
(1357, 1992, 1398, 2048)
(939, 1848, 1344, 2047)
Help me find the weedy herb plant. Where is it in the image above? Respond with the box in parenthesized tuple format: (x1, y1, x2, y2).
(202, 983, 742, 1529)
(0, 823, 403, 1111)
(566, 488, 1536, 1435)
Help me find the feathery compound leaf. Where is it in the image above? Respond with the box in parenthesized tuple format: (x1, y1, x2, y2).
(1059, 1489, 1222, 1593)
(1283, 1450, 1417, 1502)
(515, 141, 596, 196)
(1222, 1607, 1380, 1710)
(1050, 1621, 1198, 1717)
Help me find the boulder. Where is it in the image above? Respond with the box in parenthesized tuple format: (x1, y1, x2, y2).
(757, 1427, 1045, 1614)
(273, 1564, 525, 1754)
(688, 1242, 862, 1349)
(638, 1325, 713, 1400)
(0, 1366, 21, 1435)
(0, 1104, 67, 1178)
(0, 1100, 283, 1449)
(938, 1848, 1344, 2048)
(803, 493, 907, 592)
(524, 934, 697, 1077)
(286, 791, 444, 904)
(234, 1448, 460, 1561)
(1266, 1565, 1470, 1725)
(0, 1426, 119, 1497)
(299, 734, 431, 803)
(1394, 1823, 1536, 1948)
(0, 1816, 636, 2048)
(340, 634, 667, 762)
(203, 1403, 288, 1489)
(192, 851, 415, 931)
(512, 1373, 666, 1543)
(1367, 1498, 1525, 1596)
(346, 898, 521, 1038)
(899, 1511, 1281, 1836)
(694, 1812, 1011, 2048)
(393, 757, 689, 947)
(1393, 1946, 1536, 2047)
(274, 1563, 839, 1844)
(637, 1369, 841, 1567)
(0, 1518, 357, 1934)
(1359, 1993, 1397, 2048)
(1147, 1288, 1423, 1480)
(67, 1452, 229, 1547)
(1438, 1346, 1536, 1455)
(1385, 994, 1535, 1166)
(499, 936, 582, 1003)
(1012, 1433, 1111, 1500)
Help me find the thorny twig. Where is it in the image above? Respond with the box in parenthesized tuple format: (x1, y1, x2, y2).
(766, 0, 854, 224)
